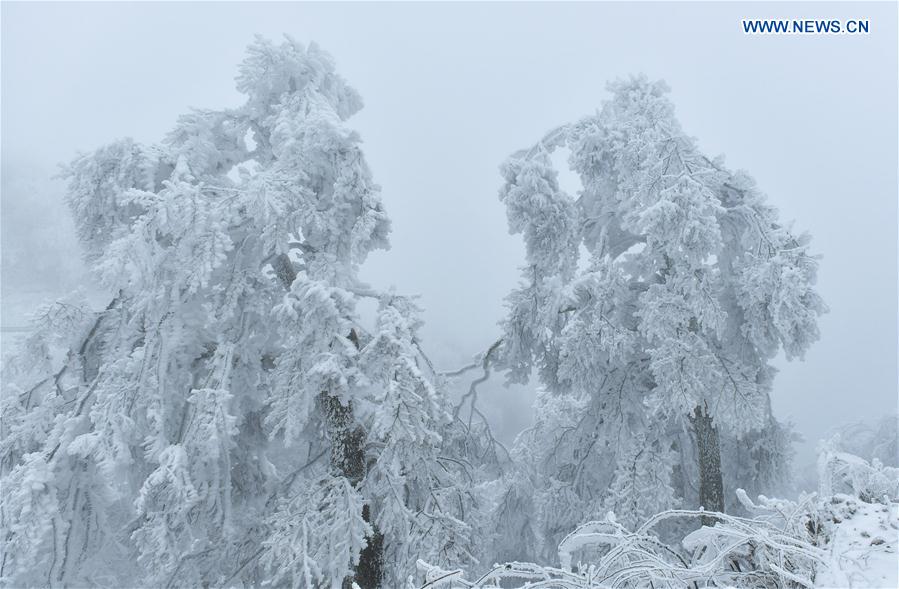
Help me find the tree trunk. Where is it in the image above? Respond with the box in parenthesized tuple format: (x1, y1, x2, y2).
(319, 329, 384, 588)
(354, 504, 385, 589)
(320, 392, 384, 589)
(690, 404, 724, 526)
(273, 259, 384, 587)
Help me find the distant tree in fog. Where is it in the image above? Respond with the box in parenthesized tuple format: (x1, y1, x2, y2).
(0, 168, 85, 297)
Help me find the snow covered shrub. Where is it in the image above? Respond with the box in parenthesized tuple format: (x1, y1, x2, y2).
(818, 438, 899, 503)
(418, 499, 827, 588)
(418, 448, 898, 589)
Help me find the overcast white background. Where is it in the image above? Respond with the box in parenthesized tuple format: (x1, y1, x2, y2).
(2, 1, 897, 469)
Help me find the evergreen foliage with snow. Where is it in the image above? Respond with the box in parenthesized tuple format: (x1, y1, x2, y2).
(0, 37, 470, 588)
(488, 76, 824, 563)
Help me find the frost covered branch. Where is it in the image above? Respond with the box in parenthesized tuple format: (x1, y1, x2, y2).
(420, 499, 828, 589)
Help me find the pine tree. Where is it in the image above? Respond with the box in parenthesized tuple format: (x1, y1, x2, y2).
(0, 36, 468, 588)
(494, 76, 825, 546)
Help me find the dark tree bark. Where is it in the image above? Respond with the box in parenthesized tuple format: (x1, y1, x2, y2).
(320, 392, 366, 484)
(690, 404, 724, 526)
(272, 253, 297, 290)
(320, 387, 384, 589)
(354, 504, 385, 589)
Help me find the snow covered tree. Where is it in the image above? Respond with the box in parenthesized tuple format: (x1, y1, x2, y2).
(494, 76, 825, 548)
(0, 36, 469, 588)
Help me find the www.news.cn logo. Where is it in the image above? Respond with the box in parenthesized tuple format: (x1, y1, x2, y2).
(742, 19, 870, 34)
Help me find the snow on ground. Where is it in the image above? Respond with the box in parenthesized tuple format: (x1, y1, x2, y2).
(817, 495, 898, 588)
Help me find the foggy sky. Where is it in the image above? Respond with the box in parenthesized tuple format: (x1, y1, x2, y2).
(2, 1, 897, 465)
